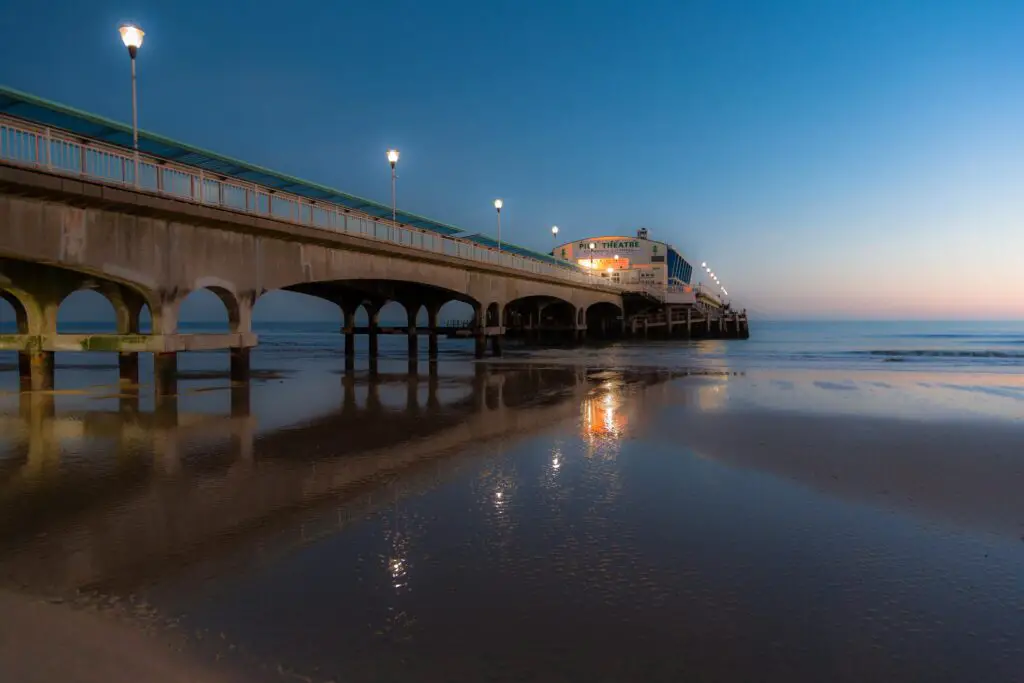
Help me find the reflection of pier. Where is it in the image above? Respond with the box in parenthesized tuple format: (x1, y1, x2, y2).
(0, 366, 599, 593)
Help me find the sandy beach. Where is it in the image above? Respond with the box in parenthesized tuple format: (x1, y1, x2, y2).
(0, 361, 1022, 682)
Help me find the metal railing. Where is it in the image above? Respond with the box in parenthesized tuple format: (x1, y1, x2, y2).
(0, 113, 613, 290)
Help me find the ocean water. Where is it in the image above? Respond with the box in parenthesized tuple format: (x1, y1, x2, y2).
(3, 319, 1021, 375)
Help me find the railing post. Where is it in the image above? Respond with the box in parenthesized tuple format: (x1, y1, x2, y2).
(198, 170, 205, 202)
(79, 143, 87, 176)
(43, 127, 51, 169)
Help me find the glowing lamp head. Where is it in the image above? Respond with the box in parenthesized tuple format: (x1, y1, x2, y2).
(387, 149, 400, 165)
(494, 198, 503, 211)
(589, 242, 595, 249)
(551, 225, 559, 235)
(606, 267, 613, 273)
(119, 24, 144, 52)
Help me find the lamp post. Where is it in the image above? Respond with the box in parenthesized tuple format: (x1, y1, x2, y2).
(387, 149, 400, 223)
(118, 23, 144, 187)
(588, 242, 595, 281)
(494, 199, 503, 252)
(551, 225, 559, 251)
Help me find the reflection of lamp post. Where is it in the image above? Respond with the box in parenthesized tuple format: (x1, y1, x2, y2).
(387, 149, 400, 223)
(494, 199, 503, 252)
(118, 23, 144, 187)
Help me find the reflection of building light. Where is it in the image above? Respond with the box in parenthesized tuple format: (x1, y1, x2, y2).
(552, 456, 561, 469)
(581, 386, 628, 444)
(495, 490, 503, 500)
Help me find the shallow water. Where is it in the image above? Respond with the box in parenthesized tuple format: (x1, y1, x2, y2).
(0, 325, 1023, 682)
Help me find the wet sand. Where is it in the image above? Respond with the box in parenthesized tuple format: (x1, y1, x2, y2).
(0, 362, 1022, 682)
(0, 591, 241, 683)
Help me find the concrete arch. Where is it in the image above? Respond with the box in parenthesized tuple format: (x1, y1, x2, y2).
(57, 289, 117, 334)
(174, 287, 243, 334)
(0, 257, 162, 335)
(586, 301, 624, 339)
(0, 289, 30, 334)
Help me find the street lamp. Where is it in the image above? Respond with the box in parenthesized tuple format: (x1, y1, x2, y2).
(588, 242, 596, 279)
(494, 199, 503, 252)
(551, 225, 559, 248)
(387, 149, 400, 223)
(118, 23, 144, 186)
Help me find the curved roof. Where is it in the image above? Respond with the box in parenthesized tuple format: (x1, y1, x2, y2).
(0, 85, 461, 236)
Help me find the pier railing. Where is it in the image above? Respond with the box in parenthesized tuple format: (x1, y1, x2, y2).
(0, 114, 610, 290)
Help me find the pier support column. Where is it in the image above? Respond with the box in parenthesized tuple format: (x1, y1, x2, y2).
(643, 318, 650, 339)
(426, 302, 441, 361)
(230, 347, 250, 383)
(118, 352, 140, 386)
(367, 304, 381, 361)
(473, 305, 486, 359)
(491, 334, 503, 357)
(17, 352, 32, 391)
(26, 351, 55, 392)
(342, 302, 358, 371)
(686, 308, 693, 339)
(406, 305, 419, 361)
(154, 352, 177, 396)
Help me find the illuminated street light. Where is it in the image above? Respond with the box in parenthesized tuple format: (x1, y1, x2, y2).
(494, 199, 503, 252)
(386, 149, 400, 223)
(551, 225, 559, 250)
(118, 23, 144, 186)
(701, 262, 707, 268)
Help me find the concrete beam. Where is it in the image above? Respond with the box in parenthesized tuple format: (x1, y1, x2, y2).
(0, 333, 257, 353)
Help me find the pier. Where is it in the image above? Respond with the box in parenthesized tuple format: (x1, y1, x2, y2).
(0, 85, 748, 393)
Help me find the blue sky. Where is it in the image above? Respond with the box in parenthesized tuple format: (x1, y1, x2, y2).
(1, 0, 1022, 321)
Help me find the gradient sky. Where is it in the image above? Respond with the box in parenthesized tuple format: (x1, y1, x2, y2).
(1, 0, 1022, 321)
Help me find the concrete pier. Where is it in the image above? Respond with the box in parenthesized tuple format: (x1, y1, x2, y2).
(154, 353, 177, 397)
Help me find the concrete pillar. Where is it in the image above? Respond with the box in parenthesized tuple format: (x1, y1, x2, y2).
(342, 302, 358, 368)
(643, 318, 649, 339)
(686, 307, 693, 338)
(406, 306, 418, 360)
(230, 347, 250, 383)
(368, 307, 380, 360)
(18, 352, 32, 392)
(27, 351, 55, 392)
(154, 352, 177, 396)
(491, 334, 503, 357)
(426, 303, 440, 360)
(118, 352, 140, 386)
(473, 305, 486, 359)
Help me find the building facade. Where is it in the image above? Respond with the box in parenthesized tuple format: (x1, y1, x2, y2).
(552, 228, 695, 292)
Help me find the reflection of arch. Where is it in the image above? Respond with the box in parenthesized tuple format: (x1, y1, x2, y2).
(0, 289, 30, 334)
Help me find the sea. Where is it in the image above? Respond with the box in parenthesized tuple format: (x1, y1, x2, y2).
(0, 318, 1022, 682)
(4, 318, 1022, 375)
